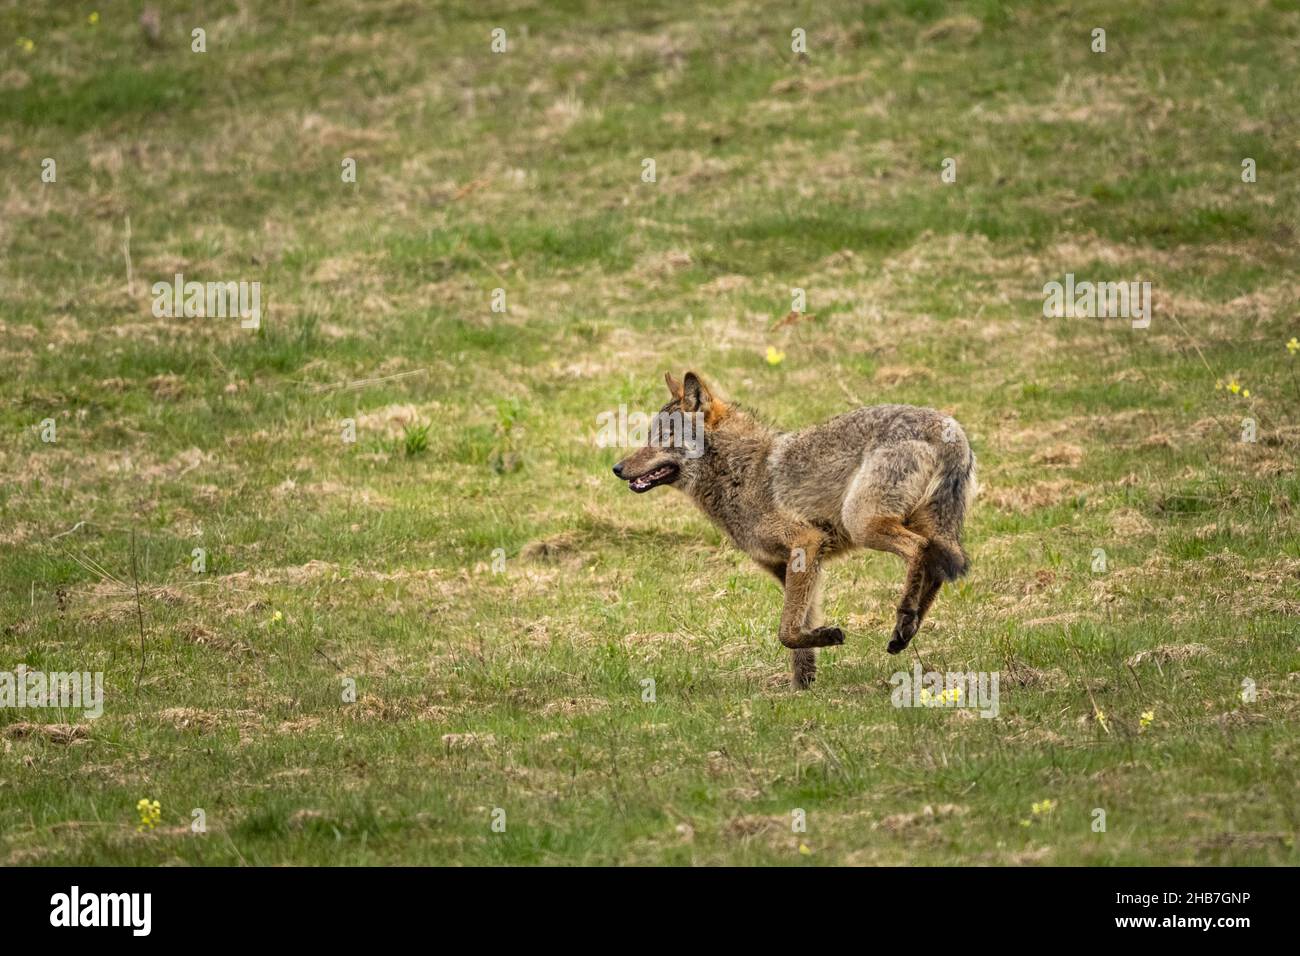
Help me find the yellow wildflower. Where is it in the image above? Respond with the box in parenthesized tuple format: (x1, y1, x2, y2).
(136, 798, 162, 831)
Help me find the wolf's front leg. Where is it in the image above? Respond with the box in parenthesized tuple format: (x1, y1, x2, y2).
(790, 574, 826, 689)
(790, 649, 817, 690)
(778, 537, 845, 664)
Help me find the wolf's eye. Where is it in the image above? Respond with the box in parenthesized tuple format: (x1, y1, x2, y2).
(651, 412, 674, 444)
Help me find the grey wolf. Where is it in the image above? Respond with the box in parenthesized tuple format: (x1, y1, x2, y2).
(612, 372, 976, 690)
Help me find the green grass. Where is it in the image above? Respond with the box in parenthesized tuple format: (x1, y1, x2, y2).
(1, 0, 1298, 865)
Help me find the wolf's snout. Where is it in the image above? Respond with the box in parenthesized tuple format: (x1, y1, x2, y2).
(612, 462, 624, 478)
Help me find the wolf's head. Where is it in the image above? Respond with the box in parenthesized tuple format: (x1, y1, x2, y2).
(612, 371, 728, 494)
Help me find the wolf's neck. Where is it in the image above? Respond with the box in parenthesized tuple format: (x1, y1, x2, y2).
(685, 420, 779, 533)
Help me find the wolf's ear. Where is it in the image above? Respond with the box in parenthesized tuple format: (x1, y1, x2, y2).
(664, 371, 683, 400)
(681, 371, 710, 413)
(682, 371, 730, 424)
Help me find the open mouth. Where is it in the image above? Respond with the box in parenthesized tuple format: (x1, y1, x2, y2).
(627, 464, 679, 493)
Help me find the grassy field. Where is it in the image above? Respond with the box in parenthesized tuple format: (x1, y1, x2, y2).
(1, 0, 1298, 866)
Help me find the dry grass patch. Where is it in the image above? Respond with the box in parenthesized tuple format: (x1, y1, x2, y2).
(3, 722, 90, 744)
(1126, 643, 1214, 667)
(875, 804, 968, 831)
(982, 479, 1082, 513)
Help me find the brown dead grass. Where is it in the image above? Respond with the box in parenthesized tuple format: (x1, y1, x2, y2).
(1126, 643, 1213, 667)
(3, 722, 90, 743)
(982, 479, 1082, 513)
(1032, 443, 1084, 467)
(875, 803, 968, 831)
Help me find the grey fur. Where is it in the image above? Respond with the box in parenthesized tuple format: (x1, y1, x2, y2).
(614, 373, 976, 689)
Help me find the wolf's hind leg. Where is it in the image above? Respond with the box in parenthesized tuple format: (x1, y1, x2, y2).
(913, 573, 944, 626)
(887, 539, 958, 653)
(854, 515, 927, 563)
(841, 442, 940, 563)
(842, 442, 949, 653)
(888, 562, 941, 654)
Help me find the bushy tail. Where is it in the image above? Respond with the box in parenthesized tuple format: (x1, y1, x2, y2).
(922, 537, 968, 582)
(924, 450, 976, 582)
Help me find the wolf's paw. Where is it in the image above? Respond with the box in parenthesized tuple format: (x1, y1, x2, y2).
(781, 626, 844, 650)
(887, 611, 919, 654)
(808, 626, 845, 647)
